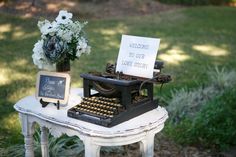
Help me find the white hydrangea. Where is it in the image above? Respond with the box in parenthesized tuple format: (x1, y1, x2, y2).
(76, 37, 91, 57)
(32, 40, 55, 71)
(71, 21, 82, 35)
(57, 27, 73, 41)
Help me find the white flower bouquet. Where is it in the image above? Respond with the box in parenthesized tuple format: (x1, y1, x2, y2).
(32, 10, 91, 71)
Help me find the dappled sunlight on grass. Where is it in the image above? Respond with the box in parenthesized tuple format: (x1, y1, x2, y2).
(0, 23, 39, 40)
(12, 26, 25, 39)
(9, 87, 35, 103)
(0, 24, 11, 39)
(0, 59, 36, 84)
(158, 47, 191, 65)
(0, 112, 22, 146)
(0, 69, 11, 85)
(99, 23, 128, 36)
(92, 23, 128, 49)
(1, 113, 21, 131)
(193, 44, 229, 56)
(159, 42, 169, 51)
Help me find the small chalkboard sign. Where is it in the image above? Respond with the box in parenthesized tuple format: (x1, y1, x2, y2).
(36, 71, 71, 105)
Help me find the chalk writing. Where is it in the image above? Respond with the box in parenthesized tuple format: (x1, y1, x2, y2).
(38, 75, 66, 100)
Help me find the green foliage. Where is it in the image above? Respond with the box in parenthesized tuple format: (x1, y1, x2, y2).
(191, 89, 236, 150)
(166, 88, 236, 150)
(166, 69, 236, 150)
(158, 0, 236, 5)
(1, 128, 84, 157)
(167, 68, 236, 124)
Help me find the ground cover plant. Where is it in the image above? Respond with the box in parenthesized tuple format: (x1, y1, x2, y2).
(0, 5, 236, 156)
(166, 68, 236, 150)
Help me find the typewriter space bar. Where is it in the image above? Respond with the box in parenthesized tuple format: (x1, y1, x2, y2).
(83, 114, 101, 120)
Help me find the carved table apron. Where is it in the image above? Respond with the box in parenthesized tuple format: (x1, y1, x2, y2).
(14, 88, 168, 157)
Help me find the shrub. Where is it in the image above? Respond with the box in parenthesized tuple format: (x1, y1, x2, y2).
(158, 0, 236, 5)
(190, 88, 236, 150)
(167, 67, 236, 124)
(166, 68, 236, 150)
(166, 88, 236, 150)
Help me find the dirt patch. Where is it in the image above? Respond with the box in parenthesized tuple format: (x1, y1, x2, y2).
(100, 133, 213, 157)
(0, 0, 181, 19)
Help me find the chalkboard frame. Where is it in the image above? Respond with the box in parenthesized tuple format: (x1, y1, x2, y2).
(36, 71, 71, 104)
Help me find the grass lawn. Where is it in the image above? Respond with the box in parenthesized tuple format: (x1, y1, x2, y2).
(0, 6, 236, 148)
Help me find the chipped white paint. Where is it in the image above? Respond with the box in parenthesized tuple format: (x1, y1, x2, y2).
(14, 88, 168, 157)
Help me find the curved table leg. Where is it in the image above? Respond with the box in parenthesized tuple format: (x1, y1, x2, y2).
(84, 137, 101, 157)
(139, 133, 155, 157)
(19, 114, 35, 157)
(40, 126, 49, 157)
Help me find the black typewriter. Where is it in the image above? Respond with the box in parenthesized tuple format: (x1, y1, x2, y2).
(67, 61, 171, 127)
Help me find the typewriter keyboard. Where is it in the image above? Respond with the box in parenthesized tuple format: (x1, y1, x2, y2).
(71, 96, 123, 119)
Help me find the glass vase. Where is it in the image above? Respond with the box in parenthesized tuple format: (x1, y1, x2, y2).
(56, 59, 70, 72)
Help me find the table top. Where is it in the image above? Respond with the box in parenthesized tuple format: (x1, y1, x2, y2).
(14, 88, 168, 138)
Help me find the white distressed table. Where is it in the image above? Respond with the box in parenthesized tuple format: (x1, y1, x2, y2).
(14, 88, 168, 157)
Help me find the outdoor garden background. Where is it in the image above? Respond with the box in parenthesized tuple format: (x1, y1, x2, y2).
(0, 0, 236, 156)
